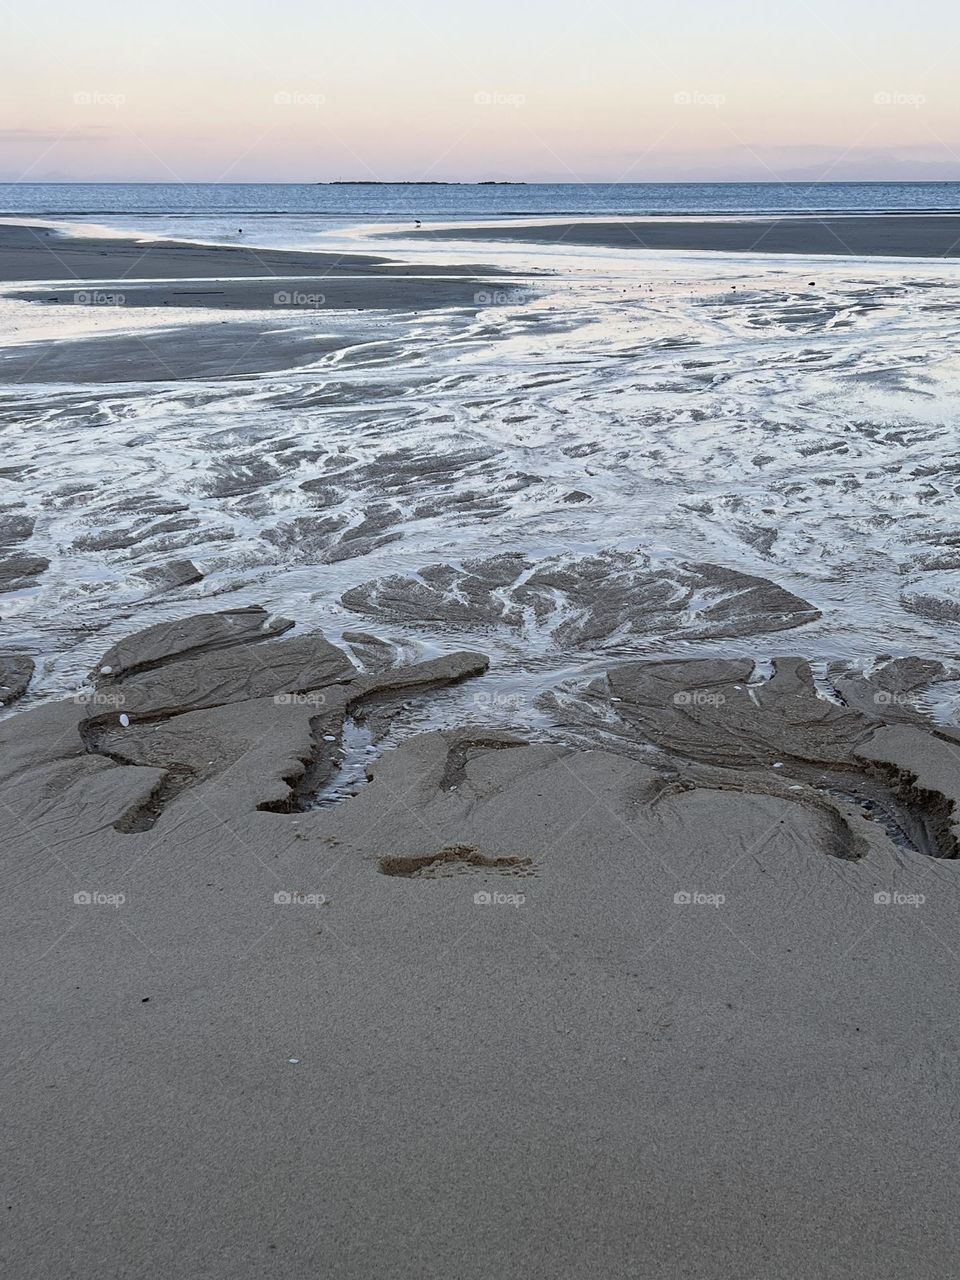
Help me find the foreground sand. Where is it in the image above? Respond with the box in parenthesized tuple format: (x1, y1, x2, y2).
(3, 608, 960, 1278)
(420, 213, 960, 258)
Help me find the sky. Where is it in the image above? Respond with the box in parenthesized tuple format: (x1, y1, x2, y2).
(3, 0, 959, 183)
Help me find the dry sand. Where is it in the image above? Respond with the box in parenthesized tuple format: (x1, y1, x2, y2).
(3, 608, 960, 1278)
(419, 214, 960, 258)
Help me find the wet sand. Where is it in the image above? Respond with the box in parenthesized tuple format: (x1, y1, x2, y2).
(0, 220, 521, 310)
(419, 214, 960, 258)
(0, 320, 357, 383)
(10, 275, 506, 311)
(3, 610, 960, 1278)
(0, 220, 532, 381)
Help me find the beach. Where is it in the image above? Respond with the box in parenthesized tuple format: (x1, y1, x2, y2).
(0, 221, 529, 380)
(4, 610, 960, 1279)
(419, 213, 960, 257)
(0, 219, 509, 294)
(3, 208, 960, 1278)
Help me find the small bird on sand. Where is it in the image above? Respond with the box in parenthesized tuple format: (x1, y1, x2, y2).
(414, 220, 422, 228)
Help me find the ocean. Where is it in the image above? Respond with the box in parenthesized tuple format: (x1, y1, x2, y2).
(2, 181, 960, 252)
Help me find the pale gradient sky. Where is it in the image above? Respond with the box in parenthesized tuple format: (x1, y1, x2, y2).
(3, 0, 959, 182)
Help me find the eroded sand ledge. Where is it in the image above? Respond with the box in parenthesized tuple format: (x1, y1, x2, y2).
(4, 606, 960, 1276)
